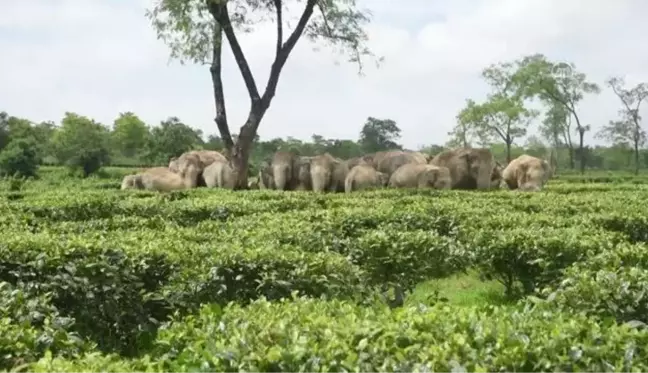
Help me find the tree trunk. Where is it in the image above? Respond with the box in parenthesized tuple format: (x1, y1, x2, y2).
(505, 141, 512, 163)
(635, 140, 640, 175)
(227, 116, 260, 190)
(578, 128, 586, 175)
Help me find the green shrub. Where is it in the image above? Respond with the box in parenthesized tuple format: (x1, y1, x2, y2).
(0, 282, 93, 371)
(465, 227, 624, 298)
(539, 243, 648, 325)
(29, 298, 648, 372)
(0, 231, 366, 356)
(0, 137, 41, 178)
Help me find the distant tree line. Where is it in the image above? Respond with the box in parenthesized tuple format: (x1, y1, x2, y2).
(1, 106, 647, 179)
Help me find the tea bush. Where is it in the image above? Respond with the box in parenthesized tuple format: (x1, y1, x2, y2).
(2, 169, 648, 371)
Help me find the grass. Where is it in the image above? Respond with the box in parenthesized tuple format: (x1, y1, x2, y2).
(407, 270, 509, 308)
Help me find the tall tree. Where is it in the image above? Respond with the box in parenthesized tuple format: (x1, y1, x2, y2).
(112, 112, 150, 158)
(51, 112, 112, 177)
(540, 103, 572, 169)
(145, 117, 204, 164)
(515, 54, 600, 174)
(446, 114, 476, 148)
(606, 76, 648, 174)
(456, 61, 537, 162)
(596, 119, 646, 172)
(147, 0, 377, 189)
(358, 116, 402, 153)
(456, 97, 535, 163)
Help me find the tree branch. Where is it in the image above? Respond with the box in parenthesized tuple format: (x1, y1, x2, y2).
(260, 0, 318, 111)
(315, 0, 363, 74)
(209, 22, 234, 149)
(207, 0, 261, 105)
(274, 0, 283, 57)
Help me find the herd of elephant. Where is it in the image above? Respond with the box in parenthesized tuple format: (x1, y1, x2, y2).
(120, 147, 553, 193)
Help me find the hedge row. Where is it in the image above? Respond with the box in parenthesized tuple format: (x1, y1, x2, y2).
(3, 184, 648, 222)
(28, 297, 648, 372)
(538, 242, 648, 326)
(0, 232, 368, 356)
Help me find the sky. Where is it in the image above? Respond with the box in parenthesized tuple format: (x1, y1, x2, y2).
(1, 0, 648, 149)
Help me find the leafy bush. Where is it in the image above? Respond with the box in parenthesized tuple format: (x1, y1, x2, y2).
(29, 298, 648, 372)
(538, 243, 648, 325)
(0, 137, 41, 178)
(465, 227, 624, 298)
(0, 231, 366, 356)
(0, 282, 93, 371)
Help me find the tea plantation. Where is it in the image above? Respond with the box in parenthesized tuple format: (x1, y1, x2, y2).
(3, 167, 648, 372)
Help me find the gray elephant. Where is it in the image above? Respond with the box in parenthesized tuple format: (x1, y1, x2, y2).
(502, 154, 553, 191)
(344, 164, 389, 193)
(121, 166, 198, 192)
(202, 159, 236, 189)
(374, 150, 428, 177)
(310, 153, 346, 192)
(429, 147, 499, 190)
(270, 151, 312, 191)
(257, 158, 275, 189)
(388, 163, 452, 190)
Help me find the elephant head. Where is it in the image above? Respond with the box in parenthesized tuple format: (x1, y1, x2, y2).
(377, 171, 390, 186)
(420, 166, 452, 189)
(121, 174, 144, 190)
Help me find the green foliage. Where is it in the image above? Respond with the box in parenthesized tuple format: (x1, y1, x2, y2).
(0, 136, 41, 178)
(31, 298, 648, 372)
(145, 116, 204, 164)
(51, 112, 111, 177)
(0, 282, 93, 370)
(111, 112, 150, 158)
(3, 168, 648, 370)
(145, 0, 376, 69)
(537, 242, 648, 325)
(358, 116, 402, 153)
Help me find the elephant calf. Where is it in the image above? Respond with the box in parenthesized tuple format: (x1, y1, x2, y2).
(344, 164, 389, 193)
(388, 163, 452, 190)
(121, 166, 198, 192)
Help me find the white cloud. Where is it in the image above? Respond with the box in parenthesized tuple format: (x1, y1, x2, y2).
(1, 0, 647, 149)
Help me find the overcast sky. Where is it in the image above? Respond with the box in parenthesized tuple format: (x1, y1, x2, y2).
(1, 0, 647, 149)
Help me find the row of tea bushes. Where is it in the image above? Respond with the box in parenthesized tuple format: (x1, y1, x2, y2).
(27, 297, 648, 372)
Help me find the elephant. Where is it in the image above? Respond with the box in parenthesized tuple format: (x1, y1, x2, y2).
(257, 158, 275, 189)
(121, 166, 199, 192)
(374, 150, 428, 177)
(490, 161, 504, 189)
(388, 163, 452, 190)
(173, 152, 206, 187)
(270, 151, 312, 191)
(168, 157, 179, 172)
(294, 156, 313, 191)
(170, 150, 227, 186)
(310, 153, 345, 192)
(502, 154, 553, 191)
(344, 164, 389, 193)
(271, 150, 299, 191)
(429, 147, 500, 190)
(185, 149, 227, 166)
(202, 159, 236, 189)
